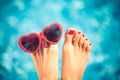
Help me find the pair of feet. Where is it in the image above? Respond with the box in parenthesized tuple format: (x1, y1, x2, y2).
(31, 28, 91, 80)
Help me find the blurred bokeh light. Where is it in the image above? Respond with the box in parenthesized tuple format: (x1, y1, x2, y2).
(0, 0, 120, 80)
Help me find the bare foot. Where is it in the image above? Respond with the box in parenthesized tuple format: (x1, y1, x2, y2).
(31, 40, 58, 80)
(62, 28, 91, 80)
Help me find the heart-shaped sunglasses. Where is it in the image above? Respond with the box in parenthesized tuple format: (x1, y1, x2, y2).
(18, 23, 62, 53)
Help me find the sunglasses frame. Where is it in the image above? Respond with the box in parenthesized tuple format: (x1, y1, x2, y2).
(40, 23, 62, 44)
(18, 23, 62, 53)
(18, 33, 41, 53)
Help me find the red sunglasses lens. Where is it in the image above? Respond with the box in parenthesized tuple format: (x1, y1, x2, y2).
(22, 35, 39, 52)
(44, 25, 61, 42)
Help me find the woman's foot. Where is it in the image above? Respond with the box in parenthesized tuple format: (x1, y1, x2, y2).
(62, 28, 91, 80)
(31, 40, 58, 80)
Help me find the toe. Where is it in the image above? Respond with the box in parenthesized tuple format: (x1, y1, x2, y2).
(85, 43, 91, 53)
(64, 28, 76, 44)
(41, 39, 50, 48)
(48, 44, 59, 56)
(78, 33, 85, 49)
(82, 38, 89, 52)
(49, 44, 58, 51)
(73, 31, 81, 48)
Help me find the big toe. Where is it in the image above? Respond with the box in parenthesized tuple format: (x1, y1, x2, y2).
(64, 28, 76, 44)
(49, 44, 58, 51)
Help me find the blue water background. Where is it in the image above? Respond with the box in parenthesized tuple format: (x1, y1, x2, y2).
(0, 0, 120, 80)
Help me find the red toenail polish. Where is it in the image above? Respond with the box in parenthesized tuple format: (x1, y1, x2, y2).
(68, 30, 75, 35)
(78, 31, 81, 34)
(82, 34, 85, 37)
(86, 38, 88, 41)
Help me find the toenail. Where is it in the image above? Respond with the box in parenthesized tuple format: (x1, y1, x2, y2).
(78, 31, 81, 34)
(89, 43, 92, 46)
(86, 38, 88, 41)
(68, 30, 75, 35)
(82, 34, 85, 37)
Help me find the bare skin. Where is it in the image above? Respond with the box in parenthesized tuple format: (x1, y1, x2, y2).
(31, 40, 58, 80)
(62, 28, 91, 80)
(30, 28, 91, 80)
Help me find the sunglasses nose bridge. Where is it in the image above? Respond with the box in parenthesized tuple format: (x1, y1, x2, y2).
(40, 32, 42, 35)
(39, 32, 44, 40)
(39, 32, 42, 36)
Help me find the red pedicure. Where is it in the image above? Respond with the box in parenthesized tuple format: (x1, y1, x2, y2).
(78, 31, 81, 34)
(68, 30, 75, 35)
(86, 38, 88, 41)
(82, 34, 85, 37)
